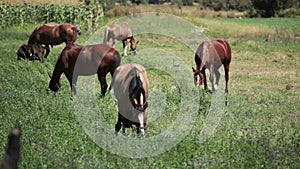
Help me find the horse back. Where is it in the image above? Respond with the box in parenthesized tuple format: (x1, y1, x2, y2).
(213, 39, 231, 64)
(28, 23, 78, 45)
(113, 64, 149, 95)
(106, 23, 133, 41)
(112, 63, 149, 113)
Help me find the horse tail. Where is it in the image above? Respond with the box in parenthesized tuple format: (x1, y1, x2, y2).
(223, 40, 232, 62)
(108, 49, 121, 91)
(217, 39, 232, 63)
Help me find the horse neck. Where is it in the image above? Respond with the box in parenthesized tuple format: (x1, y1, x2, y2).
(50, 61, 64, 84)
(130, 76, 145, 98)
(71, 27, 78, 43)
(196, 43, 207, 72)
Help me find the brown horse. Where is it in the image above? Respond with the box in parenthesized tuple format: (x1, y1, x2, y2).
(49, 44, 121, 97)
(28, 23, 81, 59)
(112, 63, 150, 136)
(103, 23, 139, 56)
(1, 127, 21, 169)
(17, 44, 45, 62)
(192, 39, 231, 105)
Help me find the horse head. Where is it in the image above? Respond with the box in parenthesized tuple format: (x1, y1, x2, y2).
(192, 67, 204, 87)
(129, 36, 139, 55)
(129, 72, 148, 133)
(31, 44, 45, 62)
(73, 23, 81, 35)
(48, 73, 61, 93)
(17, 44, 45, 62)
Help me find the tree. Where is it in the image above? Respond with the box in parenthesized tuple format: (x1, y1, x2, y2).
(250, 0, 279, 17)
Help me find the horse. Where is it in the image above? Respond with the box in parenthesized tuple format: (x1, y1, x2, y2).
(103, 23, 139, 56)
(192, 39, 231, 105)
(28, 23, 81, 59)
(48, 44, 121, 97)
(17, 44, 45, 62)
(1, 127, 21, 169)
(112, 63, 150, 136)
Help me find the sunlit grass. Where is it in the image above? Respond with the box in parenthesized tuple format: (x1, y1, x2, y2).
(0, 17, 299, 168)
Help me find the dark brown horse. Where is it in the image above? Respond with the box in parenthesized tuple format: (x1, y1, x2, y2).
(28, 23, 81, 59)
(1, 127, 21, 169)
(112, 64, 150, 136)
(49, 44, 121, 97)
(17, 44, 45, 62)
(192, 39, 231, 105)
(103, 23, 139, 56)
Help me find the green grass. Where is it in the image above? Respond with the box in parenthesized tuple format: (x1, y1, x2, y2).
(0, 17, 300, 168)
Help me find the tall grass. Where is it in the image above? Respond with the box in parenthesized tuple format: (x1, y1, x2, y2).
(1, 0, 81, 5)
(0, 3, 103, 32)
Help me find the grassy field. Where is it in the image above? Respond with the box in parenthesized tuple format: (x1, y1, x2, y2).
(0, 16, 299, 168)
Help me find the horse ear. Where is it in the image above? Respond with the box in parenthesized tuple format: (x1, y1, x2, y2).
(136, 40, 139, 44)
(192, 67, 196, 72)
(144, 101, 148, 109)
(48, 73, 52, 79)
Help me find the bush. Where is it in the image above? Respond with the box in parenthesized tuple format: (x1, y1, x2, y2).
(278, 8, 300, 17)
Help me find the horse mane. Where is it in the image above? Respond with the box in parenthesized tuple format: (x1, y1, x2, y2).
(129, 71, 146, 105)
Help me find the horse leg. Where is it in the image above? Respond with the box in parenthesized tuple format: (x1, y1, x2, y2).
(224, 64, 230, 106)
(44, 45, 50, 58)
(71, 76, 78, 96)
(209, 65, 215, 92)
(65, 71, 76, 95)
(111, 38, 117, 48)
(215, 69, 221, 91)
(122, 125, 126, 135)
(115, 113, 122, 136)
(97, 74, 108, 97)
(201, 68, 208, 91)
(224, 64, 230, 94)
(122, 39, 128, 56)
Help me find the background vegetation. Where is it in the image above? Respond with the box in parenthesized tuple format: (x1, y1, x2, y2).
(0, 0, 299, 168)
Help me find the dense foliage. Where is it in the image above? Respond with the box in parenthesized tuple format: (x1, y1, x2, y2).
(0, 3, 103, 32)
(110, 0, 300, 17)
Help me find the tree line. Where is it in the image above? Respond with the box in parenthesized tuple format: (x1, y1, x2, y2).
(92, 0, 299, 17)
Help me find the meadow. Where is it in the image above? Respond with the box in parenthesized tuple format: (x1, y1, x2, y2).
(0, 12, 299, 169)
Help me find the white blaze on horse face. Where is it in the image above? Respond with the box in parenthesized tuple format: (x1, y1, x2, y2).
(195, 75, 200, 87)
(138, 113, 145, 135)
(140, 93, 144, 108)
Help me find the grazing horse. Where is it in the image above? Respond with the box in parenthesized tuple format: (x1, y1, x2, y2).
(17, 44, 45, 62)
(1, 127, 21, 169)
(192, 39, 231, 105)
(49, 44, 121, 97)
(103, 23, 139, 56)
(112, 64, 150, 136)
(28, 23, 81, 59)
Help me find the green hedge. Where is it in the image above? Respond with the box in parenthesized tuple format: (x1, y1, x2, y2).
(0, 3, 103, 32)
